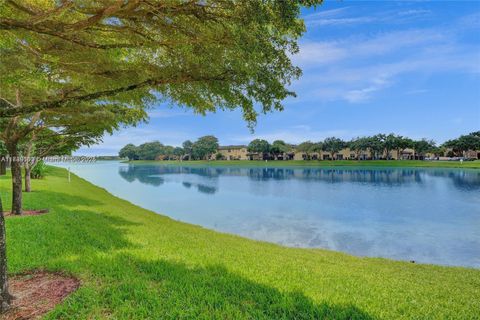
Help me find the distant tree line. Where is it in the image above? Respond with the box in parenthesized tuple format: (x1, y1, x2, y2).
(119, 136, 219, 161)
(119, 132, 480, 161)
(443, 131, 480, 157)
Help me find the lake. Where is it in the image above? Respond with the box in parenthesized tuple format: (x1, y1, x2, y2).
(56, 161, 480, 268)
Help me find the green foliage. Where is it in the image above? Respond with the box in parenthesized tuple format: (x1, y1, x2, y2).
(443, 132, 480, 156)
(137, 142, 164, 161)
(270, 140, 291, 158)
(30, 160, 47, 179)
(247, 139, 271, 154)
(413, 139, 436, 155)
(0, 1, 323, 127)
(322, 137, 345, 158)
(215, 153, 225, 161)
(0, 141, 6, 156)
(296, 141, 315, 153)
(119, 144, 139, 161)
(0, 167, 478, 319)
(192, 136, 219, 160)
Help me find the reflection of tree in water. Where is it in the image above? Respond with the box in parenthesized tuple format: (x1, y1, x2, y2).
(197, 184, 217, 194)
(120, 164, 480, 191)
(118, 165, 165, 186)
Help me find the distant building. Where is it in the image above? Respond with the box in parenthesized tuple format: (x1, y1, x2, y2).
(216, 145, 248, 160)
(204, 145, 469, 161)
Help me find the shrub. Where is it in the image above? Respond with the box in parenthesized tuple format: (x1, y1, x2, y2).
(31, 160, 47, 179)
(215, 153, 225, 160)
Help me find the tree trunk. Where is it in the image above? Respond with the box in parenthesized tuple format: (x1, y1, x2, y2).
(0, 196, 12, 313)
(7, 146, 22, 215)
(0, 158, 5, 176)
(24, 166, 31, 193)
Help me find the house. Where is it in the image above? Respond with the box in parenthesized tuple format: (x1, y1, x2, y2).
(216, 145, 248, 160)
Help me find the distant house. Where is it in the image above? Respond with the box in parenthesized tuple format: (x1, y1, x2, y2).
(207, 145, 450, 161)
(216, 145, 248, 160)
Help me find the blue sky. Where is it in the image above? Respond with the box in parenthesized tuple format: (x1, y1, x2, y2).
(78, 1, 480, 156)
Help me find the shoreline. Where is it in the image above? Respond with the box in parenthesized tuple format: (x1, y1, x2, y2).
(122, 159, 480, 169)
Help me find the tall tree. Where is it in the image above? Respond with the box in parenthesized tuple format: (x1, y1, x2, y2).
(193, 136, 219, 160)
(270, 140, 290, 160)
(349, 137, 370, 160)
(0, 0, 322, 312)
(367, 135, 385, 160)
(394, 136, 413, 160)
(182, 140, 194, 160)
(296, 141, 316, 160)
(137, 141, 164, 160)
(322, 137, 345, 160)
(0, 142, 6, 176)
(443, 132, 480, 156)
(119, 144, 139, 161)
(247, 139, 271, 160)
(383, 134, 398, 160)
(413, 139, 436, 159)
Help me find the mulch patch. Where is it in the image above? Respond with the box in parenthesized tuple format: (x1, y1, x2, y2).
(3, 209, 49, 217)
(1, 270, 80, 320)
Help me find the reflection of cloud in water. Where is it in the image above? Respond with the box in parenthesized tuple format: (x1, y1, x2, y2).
(214, 213, 480, 267)
(112, 163, 480, 267)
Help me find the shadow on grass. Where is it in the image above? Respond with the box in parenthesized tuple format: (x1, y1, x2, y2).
(7, 191, 136, 271)
(52, 254, 376, 319)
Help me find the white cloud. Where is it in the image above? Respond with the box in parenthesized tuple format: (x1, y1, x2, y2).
(294, 42, 346, 67)
(307, 17, 375, 27)
(291, 16, 480, 104)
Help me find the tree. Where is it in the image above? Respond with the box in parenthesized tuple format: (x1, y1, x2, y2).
(0, 100, 143, 213)
(383, 134, 398, 160)
(367, 135, 385, 160)
(137, 141, 164, 160)
(119, 144, 139, 161)
(444, 132, 480, 156)
(0, 0, 322, 312)
(172, 147, 184, 160)
(22, 128, 88, 193)
(349, 137, 370, 160)
(0, 142, 6, 176)
(322, 137, 345, 160)
(247, 139, 271, 160)
(192, 136, 219, 160)
(413, 139, 436, 159)
(270, 140, 290, 160)
(394, 136, 413, 160)
(182, 141, 194, 160)
(296, 141, 316, 160)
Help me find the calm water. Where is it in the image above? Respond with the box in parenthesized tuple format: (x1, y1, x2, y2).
(56, 161, 480, 268)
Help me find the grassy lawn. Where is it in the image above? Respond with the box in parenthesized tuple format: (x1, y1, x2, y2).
(1, 167, 479, 319)
(127, 159, 480, 169)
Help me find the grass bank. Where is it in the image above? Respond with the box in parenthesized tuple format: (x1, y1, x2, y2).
(127, 159, 480, 169)
(1, 167, 479, 319)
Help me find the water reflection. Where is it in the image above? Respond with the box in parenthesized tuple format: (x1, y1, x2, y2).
(60, 162, 480, 268)
(118, 165, 480, 191)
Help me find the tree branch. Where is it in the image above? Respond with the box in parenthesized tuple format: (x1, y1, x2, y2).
(0, 73, 232, 118)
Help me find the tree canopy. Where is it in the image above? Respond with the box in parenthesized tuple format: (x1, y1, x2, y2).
(192, 135, 219, 160)
(247, 139, 271, 154)
(0, 0, 322, 126)
(443, 132, 480, 155)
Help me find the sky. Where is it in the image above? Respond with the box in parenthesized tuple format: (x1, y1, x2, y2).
(77, 0, 480, 156)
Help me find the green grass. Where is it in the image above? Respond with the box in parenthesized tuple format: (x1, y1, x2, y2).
(1, 167, 479, 319)
(128, 159, 480, 169)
